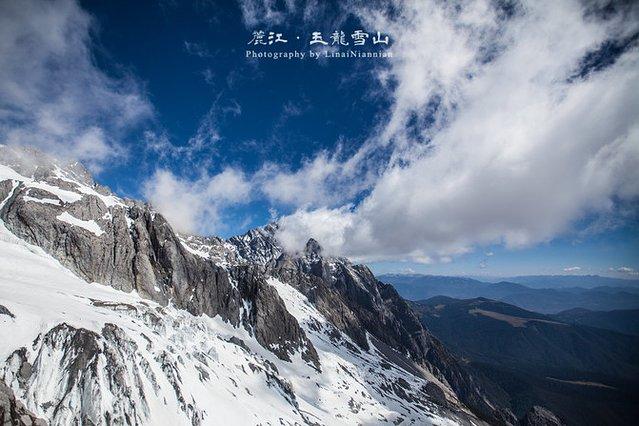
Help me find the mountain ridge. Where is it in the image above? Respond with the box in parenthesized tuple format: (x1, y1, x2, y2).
(0, 145, 520, 425)
(410, 296, 639, 426)
(552, 308, 639, 336)
(380, 273, 639, 314)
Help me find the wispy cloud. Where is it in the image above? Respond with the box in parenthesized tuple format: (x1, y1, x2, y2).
(237, 0, 341, 30)
(258, 147, 371, 209)
(184, 40, 213, 58)
(202, 68, 215, 85)
(238, 0, 295, 27)
(0, 0, 153, 171)
(143, 95, 243, 167)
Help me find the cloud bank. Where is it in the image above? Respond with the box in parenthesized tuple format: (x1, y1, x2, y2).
(272, 0, 639, 262)
(5, 0, 637, 264)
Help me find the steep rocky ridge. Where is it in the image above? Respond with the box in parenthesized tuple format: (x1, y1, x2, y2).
(205, 230, 516, 424)
(0, 146, 317, 370)
(0, 145, 511, 425)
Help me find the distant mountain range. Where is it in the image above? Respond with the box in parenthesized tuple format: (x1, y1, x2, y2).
(410, 296, 639, 426)
(379, 274, 639, 314)
(488, 275, 639, 290)
(552, 308, 639, 336)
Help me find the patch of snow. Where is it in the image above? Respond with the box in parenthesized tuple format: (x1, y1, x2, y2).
(22, 195, 61, 206)
(178, 237, 210, 259)
(56, 212, 105, 237)
(266, 277, 460, 425)
(28, 181, 82, 203)
(53, 166, 125, 207)
(0, 164, 81, 203)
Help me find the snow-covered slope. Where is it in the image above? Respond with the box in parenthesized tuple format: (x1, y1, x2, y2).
(0, 146, 504, 425)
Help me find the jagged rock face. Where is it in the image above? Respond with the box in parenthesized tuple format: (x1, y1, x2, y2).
(233, 266, 320, 368)
(0, 172, 240, 318)
(0, 146, 317, 369)
(4, 324, 158, 426)
(229, 224, 282, 267)
(274, 253, 434, 362)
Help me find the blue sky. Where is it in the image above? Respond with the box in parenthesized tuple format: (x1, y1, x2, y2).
(1, 0, 638, 277)
(86, 0, 387, 227)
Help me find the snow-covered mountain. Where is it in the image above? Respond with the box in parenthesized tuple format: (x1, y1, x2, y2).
(0, 145, 519, 425)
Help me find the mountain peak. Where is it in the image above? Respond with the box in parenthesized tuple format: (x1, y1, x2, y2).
(303, 238, 322, 257)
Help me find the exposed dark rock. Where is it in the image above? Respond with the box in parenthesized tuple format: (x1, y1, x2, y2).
(224, 336, 250, 352)
(0, 305, 14, 319)
(422, 381, 447, 405)
(0, 147, 316, 371)
(0, 378, 46, 426)
(233, 266, 320, 369)
(522, 406, 563, 426)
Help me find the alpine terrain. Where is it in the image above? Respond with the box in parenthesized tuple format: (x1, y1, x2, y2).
(410, 296, 639, 426)
(0, 145, 537, 425)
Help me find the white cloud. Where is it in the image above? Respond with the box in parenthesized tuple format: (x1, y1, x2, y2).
(0, 0, 153, 171)
(238, 0, 294, 27)
(143, 168, 252, 234)
(184, 41, 213, 58)
(563, 266, 582, 272)
(275, 0, 639, 263)
(277, 206, 355, 255)
(258, 149, 370, 208)
(237, 0, 335, 30)
(357, 0, 500, 147)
